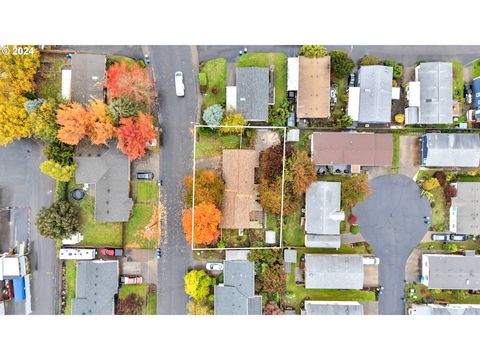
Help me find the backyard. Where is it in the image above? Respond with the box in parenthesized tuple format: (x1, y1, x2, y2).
(68, 181, 123, 247)
(452, 60, 464, 103)
(34, 52, 67, 99)
(195, 131, 240, 159)
(124, 204, 158, 249)
(282, 212, 304, 246)
(64, 260, 76, 315)
(237, 53, 287, 109)
(200, 58, 227, 109)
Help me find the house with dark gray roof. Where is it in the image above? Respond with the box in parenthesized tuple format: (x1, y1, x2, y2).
(304, 182, 344, 248)
(302, 301, 364, 315)
(236, 67, 270, 122)
(421, 254, 480, 290)
(408, 303, 480, 315)
(406, 62, 453, 125)
(354, 65, 393, 123)
(74, 141, 133, 222)
(71, 260, 119, 315)
(420, 133, 480, 167)
(305, 254, 364, 289)
(450, 182, 480, 234)
(71, 53, 106, 104)
(214, 260, 262, 315)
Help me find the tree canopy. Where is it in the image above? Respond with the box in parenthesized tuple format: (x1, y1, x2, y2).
(298, 45, 328, 58)
(330, 50, 355, 79)
(116, 112, 157, 160)
(220, 112, 246, 134)
(35, 200, 80, 241)
(182, 203, 222, 245)
(184, 270, 215, 301)
(183, 169, 225, 207)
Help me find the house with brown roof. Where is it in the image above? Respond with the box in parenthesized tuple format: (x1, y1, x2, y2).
(220, 149, 263, 229)
(311, 132, 393, 172)
(297, 56, 331, 119)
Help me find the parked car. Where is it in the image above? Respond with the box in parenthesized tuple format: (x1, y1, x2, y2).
(136, 172, 154, 180)
(431, 233, 450, 241)
(156, 248, 162, 259)
(464, 84, 473, 104)
(363, 257, 380, 265)
(206, 262, 224, 271)
(348, 72, 356, 87)
(299, 254, 305, 270)
(450, 234, 468, 241)
(101, 248, 124, 257)
(175, 71, 185, 97)
(120, 275, 143, 285)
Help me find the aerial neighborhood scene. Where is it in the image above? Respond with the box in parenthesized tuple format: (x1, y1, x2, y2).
(5, 43, 480, 317)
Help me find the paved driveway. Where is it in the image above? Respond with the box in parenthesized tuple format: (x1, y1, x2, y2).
(354, 174, 431, 315)
(0, 140, 57, 315)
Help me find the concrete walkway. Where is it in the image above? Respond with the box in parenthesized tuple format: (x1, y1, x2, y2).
(399, 135, 420, 179)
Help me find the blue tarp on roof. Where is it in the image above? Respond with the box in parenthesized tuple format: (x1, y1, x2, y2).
(13, 277, 26, 302)
(473, 77, 480, 111)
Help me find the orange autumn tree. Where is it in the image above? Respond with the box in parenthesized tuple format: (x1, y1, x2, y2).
(182, 203, 222, 245)
(105, 61, 154, 105)
(116, 112, 156, 160)
(56, 100, 115, 145)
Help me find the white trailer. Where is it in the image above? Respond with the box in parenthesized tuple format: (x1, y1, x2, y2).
(59, 248, 96, 260)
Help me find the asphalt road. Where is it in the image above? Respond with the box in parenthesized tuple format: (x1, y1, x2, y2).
(56, 45, 143, 59)
(0, 140, 57, 315)
(354, 174, 431, 315)
(150, 46, 197, 315)
(198, 45, 480, 66)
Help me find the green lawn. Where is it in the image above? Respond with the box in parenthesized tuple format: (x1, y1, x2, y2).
(406, 283, 480, 305)
(392, 133, 400, 170)
(418, 240, 480, 251)
(266, 213, 281, 242)
(200, 58, 227, 108)
(68, 181, 123, 247)
(457, 175, 480, 182)
(237, 53, 287, 109)
(294, 245, 372, 257)
(431, 186, 448, 232)
(64, 260, 76, 315)
(473, 60, 480, 79)
(147, 291, 157, 315)
(124, 204, 157, 249)
(283, 212, 304, 246)
(118, 284, 150, 314)
(136, 180, 159, 203)
(34, 53, 67, 99)
(452, 60, 464, 103)
(195, 132, 240, 159)
(284, 270, 375, 312)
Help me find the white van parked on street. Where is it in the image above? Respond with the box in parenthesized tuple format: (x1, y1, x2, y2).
(175, 71, 185, 97)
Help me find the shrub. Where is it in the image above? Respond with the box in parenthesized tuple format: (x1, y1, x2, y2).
(30, 101, 59, 143)
(359, 55, 380, 66)
(349, 214, 358, 225)
(35, 200, 80, 241)
(24, 98, 46, 114)
(298, 45, 328, 58)
(202, 104, 224, 128)
(443, 242, 457, 253)
(422, 178, 440, 191)
(55, 181, 68, 201)
(330, 50, 355, 79)
(350, 224, 360, 235)
(40, 160, 77, 182)
(394, 114, 405, 124)
(220, 112, 247, 134)
(211, 86, 218, 94)
(337, 114, 353, 128)
(198, 72, 207, 87)
(44, 140, 75, 166)
(268, 99, 289, 126)
(433, 171, 446, 186)
(109, 98, 142, 122)
(384, 59, 403, 79)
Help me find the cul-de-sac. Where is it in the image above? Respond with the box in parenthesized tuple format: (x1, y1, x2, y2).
(3, 44, 480, 316)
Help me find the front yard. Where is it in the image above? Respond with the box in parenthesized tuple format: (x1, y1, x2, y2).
(124, 204, 158, 249)
(117, 284, 155, 315)
(237, 53, 287, 109)
(200, 58, 227, 109)
(64, 260, 76, 315)
(392, 133, 400, 170)
(195, 131, 241, 159)
(406, 283, 480, 305)
(34, 52, 67, 99)
(136, 180, 159, 203)
(430, 186, 447, 232)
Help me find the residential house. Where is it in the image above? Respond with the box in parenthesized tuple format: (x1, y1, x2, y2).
(420, 133, 480, 168)
(408, 303, 480, 315)
(71, 53, 106, 104)
(214, 260, 262, 315)
(220, 149, 263, 229)
(421, 253, 480, 290)
(348, 65, 393, 124)
(71, 260, 119, 315)
(406, 62, 453, 125)
(449, 182, 480, 234)
(311, 132, 393, 173)
(297, 56, 331, 119)
(74, 141, 133, 223)
(304, 181, 344, 248)
(302, 301, 364, 315)
(304, 254, 364, 289)
(235, 67, 271, 122)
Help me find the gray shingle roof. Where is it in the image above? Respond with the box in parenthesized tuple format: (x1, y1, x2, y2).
(305, 234, 341, 248)
(450, 183, 480, 234)
(409, 304, 480, 315)
(74, 141, 133, 222)
(357, 65, 393, 123)
(71, 54, 106, 105)
(236, 67, 269, 122)
(214, 260, 262, 315)
(423, 254, 480, 289)
(420, 133, 480, 167)
(416, 62, 453, 124)
(305, 182, 344, 238)
(304, 301, 364, 315)
(305, 254, 364, 289)
(71, 260, 119, 315)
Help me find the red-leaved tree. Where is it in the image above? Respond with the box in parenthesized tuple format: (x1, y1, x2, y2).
(105, 62, 154, 105)
(116, 112, 156, 160)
